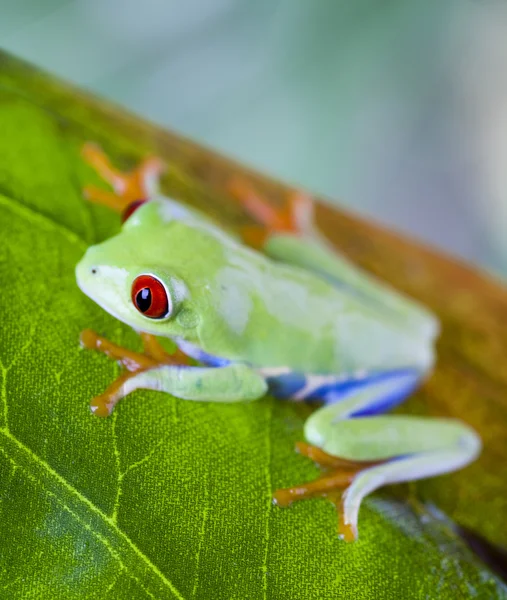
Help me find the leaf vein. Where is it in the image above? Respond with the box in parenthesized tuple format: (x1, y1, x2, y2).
(111, 410, 122, 524)
(191, 468, 209, 599)
(0, 429, 186, 600)
(0, 192, 87, 249)
(261, 403, 272, 600)
(0, 323, 35, 431)
(122, 436, 167, 478)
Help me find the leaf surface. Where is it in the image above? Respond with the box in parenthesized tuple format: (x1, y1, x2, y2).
(0, 55, 506, 599)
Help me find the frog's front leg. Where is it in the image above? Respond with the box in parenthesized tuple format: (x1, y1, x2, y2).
(274, 374, 481, 541)
(80, 329, 267, 417)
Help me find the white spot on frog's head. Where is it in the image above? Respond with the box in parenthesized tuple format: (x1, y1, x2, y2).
(170, 277, 189, 304)
(215, 267, 252, 335)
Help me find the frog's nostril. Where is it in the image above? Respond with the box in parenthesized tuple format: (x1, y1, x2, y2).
(91, 267, 97, 275)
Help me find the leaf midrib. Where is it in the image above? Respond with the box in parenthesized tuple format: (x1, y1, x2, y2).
(0, 428, 184, 600)
(0, 191, 88, 250)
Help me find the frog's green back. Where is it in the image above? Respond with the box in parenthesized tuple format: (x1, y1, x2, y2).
(78, 200, 434, 374)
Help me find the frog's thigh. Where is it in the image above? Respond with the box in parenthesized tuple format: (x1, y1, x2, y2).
(305, 373, 480, 465)
(264, 234, 346, 281)
(305, 377, 481, 538)
(123, 363, 267, 403)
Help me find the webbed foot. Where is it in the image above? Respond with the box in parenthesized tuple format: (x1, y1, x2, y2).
(274, 412, 481, 542)
(80, 329, 189, 417)
(273, 442, 384, 542)
(82, 143, 165, 219)
(227, 178, 314, 248)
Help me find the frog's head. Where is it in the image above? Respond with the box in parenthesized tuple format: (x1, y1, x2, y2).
(75, 231, 196, 337)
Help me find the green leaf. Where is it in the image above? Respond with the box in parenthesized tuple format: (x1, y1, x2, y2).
(0, 59, 506, 599)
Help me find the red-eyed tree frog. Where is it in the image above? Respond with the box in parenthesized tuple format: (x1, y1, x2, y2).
(76, 144, 481, 541)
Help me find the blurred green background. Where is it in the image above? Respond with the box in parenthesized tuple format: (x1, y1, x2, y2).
(1, 0, 507, 274)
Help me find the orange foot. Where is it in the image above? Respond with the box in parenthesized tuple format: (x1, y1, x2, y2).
(273, 442, 384, 542)
(227, 178, 315, 249)
(80, 329, 189, 417)
(82, 143, 165, 220)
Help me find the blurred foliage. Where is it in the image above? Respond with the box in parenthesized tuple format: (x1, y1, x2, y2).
(1, 0, 507, 272)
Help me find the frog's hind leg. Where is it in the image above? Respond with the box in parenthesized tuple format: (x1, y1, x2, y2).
(227, 178, 385, 300)
(227, 178, 314, 249)
(273, 372, 481, 541)
(82, 142, 165, 215)
(229, 179, 438, 337)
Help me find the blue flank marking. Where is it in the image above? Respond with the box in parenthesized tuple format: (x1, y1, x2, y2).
(267, 369, 421, 416)
(175, 340, 231, 367)
(185, 347, 231, 367)
(266, 372, 308, 399)
(322, 369, 420, 416)
(176, 338, 420, 416)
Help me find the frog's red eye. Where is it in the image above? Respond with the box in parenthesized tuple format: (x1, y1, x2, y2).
(131, 275, 169, 318)
(121, 200, 147, 223)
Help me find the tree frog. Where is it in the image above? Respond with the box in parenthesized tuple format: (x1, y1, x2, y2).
(76, 144, 481, 541)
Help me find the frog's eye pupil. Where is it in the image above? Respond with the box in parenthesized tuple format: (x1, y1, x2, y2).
(131, 275, 169, 319)
(135, 288, 152, 313)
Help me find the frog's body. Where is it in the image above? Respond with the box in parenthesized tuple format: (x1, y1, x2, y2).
(81, 199, 435, 376)
(76, 145, 481, 541)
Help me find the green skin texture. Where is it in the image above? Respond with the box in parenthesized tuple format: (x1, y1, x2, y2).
(76, 197, 481, 539)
